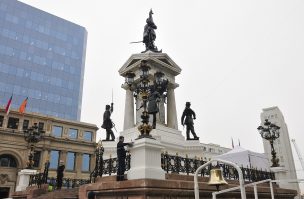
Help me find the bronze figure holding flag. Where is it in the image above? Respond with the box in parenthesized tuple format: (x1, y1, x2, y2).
(101, 103, 115, 141)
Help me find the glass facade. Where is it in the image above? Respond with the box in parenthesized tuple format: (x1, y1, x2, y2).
(7, 117, 19, 129)
(52, 125, 63, 137)
(49, 150, 60, 169)
(68, 128, 78, 139)
(83, 131, 92, 141)
(0, 0, 87, 120)
(66, 152, 75, 171)
(0, 154, 17, 167)
(0, 115, 4, 127)
(33, 151, 41, 168)
(82, 154, 90, 172)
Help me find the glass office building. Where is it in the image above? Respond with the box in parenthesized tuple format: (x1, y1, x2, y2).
(0, 0, 87, 120)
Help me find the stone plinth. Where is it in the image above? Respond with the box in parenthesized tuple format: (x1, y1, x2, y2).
(127, 137, 165, 180)
(12, 174, 297, 199)
(78, 174, 297, 199)
(16, 169, 38, 192)
(270, 166, 291, 189)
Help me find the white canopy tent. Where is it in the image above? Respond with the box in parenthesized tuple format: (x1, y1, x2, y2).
(215, 146, 270, 171)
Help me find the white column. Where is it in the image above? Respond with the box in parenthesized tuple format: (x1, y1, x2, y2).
(167, 88, 178, 129)
(123, 89, 134, 130)
(127, 138, 165, 180)
(158, 96, 166, 124)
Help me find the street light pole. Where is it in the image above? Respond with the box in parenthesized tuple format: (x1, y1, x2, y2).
(257, 119, 280, 167)
(23, 123, 45, 169)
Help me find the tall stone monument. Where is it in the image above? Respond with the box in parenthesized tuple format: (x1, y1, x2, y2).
(260, 107, 300, 192)
(102, 10, 204, 162)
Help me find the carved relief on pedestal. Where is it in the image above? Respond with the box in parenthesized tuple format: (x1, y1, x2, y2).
(0, 174, 9, 184)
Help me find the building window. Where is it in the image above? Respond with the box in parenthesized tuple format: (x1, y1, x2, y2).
(68, 128, 78, 139)
(66, 152, 76, 171)
(50, 150, 60, 169)
(7, 117, 19, 129)
(0, 115, 4, 127)
(0, 154, 17, 167)
(38, 122, 44, 131)
(83, 131, 92, 141)
(82, 154, 90, 172)
(33, 151, 41, 167)
(23, 119, 29, 130)
(52, 126, 63, 137)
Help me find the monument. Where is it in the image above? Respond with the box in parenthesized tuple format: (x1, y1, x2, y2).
(101, 11, 205, 162)
(11, 10, 298, 199)
(260, 107, 300, 192)
(83, 11, 297, 199)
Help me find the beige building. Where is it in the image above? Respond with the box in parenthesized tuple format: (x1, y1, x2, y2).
(0, 108, 98, 197)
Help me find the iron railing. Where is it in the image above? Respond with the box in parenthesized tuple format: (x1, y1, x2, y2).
(161, 152, 275, 182)
(29, 175, 90, 189)
(47, 177, 90, 188)
(90, 153, 131, 182)
(29, 161, 49, 188)
(29, 151, 274, 187)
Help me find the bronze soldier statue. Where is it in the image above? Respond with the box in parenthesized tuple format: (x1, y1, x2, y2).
(116, 136, 132, 181)
(147, 87, 161, 129)
(181, 102, 199, 140)
(101, 103, 115, 141)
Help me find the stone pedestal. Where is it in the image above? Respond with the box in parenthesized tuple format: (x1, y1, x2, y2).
(270, 166, 300, 194)
(127, 137, 165, 180)
(16, 169, 38, 191)
(78, 174, 297, 199)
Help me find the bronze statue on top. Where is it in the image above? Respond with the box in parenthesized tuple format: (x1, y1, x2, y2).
(143, 9, 161, 53)
(101, 103, 115, 141)
(181, 102, 199, 140)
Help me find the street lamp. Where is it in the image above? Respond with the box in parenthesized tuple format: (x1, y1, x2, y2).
(124, 60, 168, 138)
(257, 119, 280, 167)
(23, 123, 45, 169)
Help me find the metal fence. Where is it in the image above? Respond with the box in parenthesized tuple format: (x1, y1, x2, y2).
(29, 150, 274, 187)
(47, 177, 90, 188)
(161, 152, 275, 182)
(90, 153, 131, 182)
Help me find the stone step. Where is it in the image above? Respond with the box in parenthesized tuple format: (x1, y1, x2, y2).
(35, 188, 79, 199)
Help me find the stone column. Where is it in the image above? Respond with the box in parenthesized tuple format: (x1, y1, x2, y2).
(135, 98, 142, 125)
(167, 87, 178, 129)
(76, 153, 83, 176)
(3, 115, 8, 129)
(18, 119, 24, 132)
(90, 153, 95, 171)
(158, 96, 166, 124)
(40, 150, 49, 172)
(60, 150, 67, 166)
(123, 89, 134, 130)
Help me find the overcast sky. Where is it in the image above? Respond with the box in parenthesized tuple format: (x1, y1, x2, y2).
(19, 0, 304, 192)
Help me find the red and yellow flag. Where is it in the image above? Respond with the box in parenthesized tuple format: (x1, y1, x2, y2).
(19, 97, 28, 114)
(5, 95, 13, 115)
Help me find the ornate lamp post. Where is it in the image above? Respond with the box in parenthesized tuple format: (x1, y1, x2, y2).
(125, 60, 168, 138)
(23, 123, 45, 169)
(257, 119, 280, 167)
(95, 140, 104, 178)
